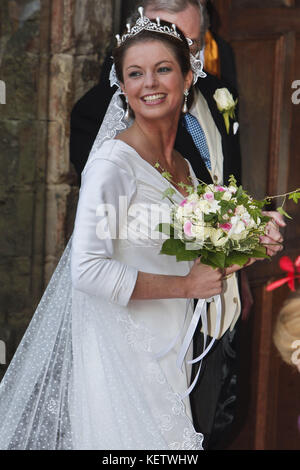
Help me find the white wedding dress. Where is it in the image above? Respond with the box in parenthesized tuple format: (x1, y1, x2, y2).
(0, 138, 204, 450)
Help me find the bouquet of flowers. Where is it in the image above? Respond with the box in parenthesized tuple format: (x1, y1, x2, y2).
(157, 173, 300, 269)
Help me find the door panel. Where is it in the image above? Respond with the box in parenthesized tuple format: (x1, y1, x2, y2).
(214, 0, 300, 450)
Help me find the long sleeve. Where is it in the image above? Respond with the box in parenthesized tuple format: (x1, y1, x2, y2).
(71, 147, 138, 306)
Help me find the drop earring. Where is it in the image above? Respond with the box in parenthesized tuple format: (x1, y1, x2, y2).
(124, 94, 130, 120)
(182, 89, 189, 113)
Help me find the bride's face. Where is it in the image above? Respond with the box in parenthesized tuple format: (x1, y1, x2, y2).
(121, 40, 193, 122)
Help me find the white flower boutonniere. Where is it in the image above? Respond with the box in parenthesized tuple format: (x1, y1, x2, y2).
(213, 88, 238, 135)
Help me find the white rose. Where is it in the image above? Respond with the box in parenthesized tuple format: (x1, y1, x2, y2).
(235, 205, 246, 216)
(228, 217, 245, 236)
(176, 203, 194, 220)
(213, 88, 235, 111)
(191, 224, 205, 241)
(228, 186, 237, 194)
(211, 228, 228, 247)
(242, 211, 256, 229)
(231, 230, 248, 241)
(204, 226, 214, 239)
(187, 193, 199, 203)
(208, 199, 221, 213)
(195, 200, 211, 215)
(221, 191, 232, 201)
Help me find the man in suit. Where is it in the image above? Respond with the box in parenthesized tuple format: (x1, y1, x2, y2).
(202, 0, 238, 93)
(70, 0, 284, 449)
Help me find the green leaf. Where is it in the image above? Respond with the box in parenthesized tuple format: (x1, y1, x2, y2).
(235, 185, 243, 200)
(219, 200, 235, 215)
(197, 184, 206, 196)
(204, 213, 217, 223)
(288, 191, 300, 204)
(156, 223, 174, 237)
(224, 252, 250, 267)
(277, 206, 293, 220)
(161, 171, 172, 182)
(176, 249, 199, 262)
(160, 238, 185, 256)
(200, 250, 226, 269)
(213, 191, 223, 201)
(162, 187, 176, 200)
(223, 112, 230, 134)
(250, 247, 270, 259)
(228, 175, 237, 187)
(250, 245, 267, 256)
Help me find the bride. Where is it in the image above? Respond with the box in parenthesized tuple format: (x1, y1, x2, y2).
(0, 10, 243, 450)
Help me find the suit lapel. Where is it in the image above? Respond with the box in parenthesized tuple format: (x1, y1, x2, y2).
(175, 122, 213, 184)
(195, 72, 242, 185)
(196, 72, 227, 140)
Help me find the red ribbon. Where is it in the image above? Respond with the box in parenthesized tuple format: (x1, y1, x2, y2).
(266, 255, 300, 292)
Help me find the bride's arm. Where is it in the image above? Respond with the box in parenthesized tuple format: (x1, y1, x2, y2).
(71, 150, 224, 304)
(132, 259, 224, 301)
(71, 154, 138, 306)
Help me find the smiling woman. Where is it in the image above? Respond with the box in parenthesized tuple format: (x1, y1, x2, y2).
(113, 21, 195, 119)
(0, 11, 209, 450)
(121, 42, 191, 125)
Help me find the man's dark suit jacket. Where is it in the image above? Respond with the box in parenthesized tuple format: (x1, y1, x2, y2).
(214, 32, 238, 96)
(69, 55, 242, 449)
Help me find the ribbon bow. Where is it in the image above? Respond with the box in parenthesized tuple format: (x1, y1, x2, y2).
(266, 255, 300, 292)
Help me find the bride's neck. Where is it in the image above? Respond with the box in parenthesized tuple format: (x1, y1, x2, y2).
(129, 117, 179, 165)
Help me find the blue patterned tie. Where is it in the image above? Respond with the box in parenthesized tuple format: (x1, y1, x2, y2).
(183, 113, 212, 170)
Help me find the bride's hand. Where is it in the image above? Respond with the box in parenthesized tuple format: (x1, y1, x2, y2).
(185, 258, 224, 299)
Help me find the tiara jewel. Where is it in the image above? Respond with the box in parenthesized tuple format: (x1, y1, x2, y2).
(115, 6, 183, 47)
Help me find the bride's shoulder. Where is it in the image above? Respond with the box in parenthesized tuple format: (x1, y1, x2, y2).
(84, 138, 137, 177)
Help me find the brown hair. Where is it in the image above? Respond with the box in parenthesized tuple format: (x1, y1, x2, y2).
(273, 290, 300, 369)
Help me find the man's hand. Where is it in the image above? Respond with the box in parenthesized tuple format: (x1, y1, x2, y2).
(224, 212, 286, 276)
(260, 210, 286, 257)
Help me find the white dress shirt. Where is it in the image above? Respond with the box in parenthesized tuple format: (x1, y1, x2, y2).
(190, 89, 241, 338)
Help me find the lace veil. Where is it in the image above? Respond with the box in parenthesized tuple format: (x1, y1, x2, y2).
(0, 67, 205, 449)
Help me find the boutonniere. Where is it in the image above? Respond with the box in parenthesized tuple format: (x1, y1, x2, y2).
(213, 88, 238, 135)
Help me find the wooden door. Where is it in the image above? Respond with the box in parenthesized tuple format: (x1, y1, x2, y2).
(212, 0, 300, 450)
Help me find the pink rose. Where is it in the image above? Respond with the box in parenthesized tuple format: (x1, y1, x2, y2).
(220, 223, 232, 232)
(184, 221, 193, 237)
(203, 192, 214, 201)
(215, 185, 226, 192)
(180, 198, 188, 207)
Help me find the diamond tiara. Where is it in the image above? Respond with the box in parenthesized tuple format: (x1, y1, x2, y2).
(115, 6, 183, 47)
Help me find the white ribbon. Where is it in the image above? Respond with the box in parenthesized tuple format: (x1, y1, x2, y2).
(154, 295, 222, 400)
(154, 298, 192, 360)
(179, 295, 222, 399)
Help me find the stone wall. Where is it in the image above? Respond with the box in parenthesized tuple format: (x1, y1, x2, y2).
(0, 0, 114, 379)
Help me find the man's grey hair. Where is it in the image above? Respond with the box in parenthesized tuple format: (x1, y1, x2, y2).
(128, 0, 210, 44)
(142, 0, 203, 14)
